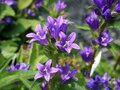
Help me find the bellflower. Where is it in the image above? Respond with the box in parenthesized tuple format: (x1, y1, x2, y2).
(0, 0, 16, 6)
(34, 59, 58, 82)
(35, 0, 43, 8)
(86, 11, 100, 30)
(26, 8, 36, 17)
(26, 24, 49, 45)
(40, 82, 48, 90)
(55, 32, 80, 53)
(94, 30, 113, 46)
(79, 46, 93, 63)
(0, 16, 13, 24)
(46, 16, 71, 39)
(55, 0, 66, 12)
(107, 0, 114, 8)
(86, 78, 100, 90)
(86, 73, 111, 90)
(96, 73, 111, 87)
(115, 2, 120, 13)
(57, 64, 77, 83)
(6, 63, 30, 71)
(114, 79, 120, 90)
(102, 6, 112, 20)
(92, 0, 106, 8)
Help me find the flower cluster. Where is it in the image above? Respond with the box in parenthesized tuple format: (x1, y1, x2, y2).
(34, 59, 77, 90)
(86, 73, 112, 90)
(26, 16, 80, 54)
(6, 63, 30, 71)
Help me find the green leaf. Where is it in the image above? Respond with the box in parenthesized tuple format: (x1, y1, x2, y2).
(107, 43, 120, 59)
(109, 21, 120, 29)
(0, 70, 36, 89)
(74, 25, 90, 31)
(0, 4, 15, 19)
(18, 0, 33, 10)
(0, 41, 18, 59)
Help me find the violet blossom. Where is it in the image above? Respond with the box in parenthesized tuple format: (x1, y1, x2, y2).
(57, 64, 77, 83)
(114, 79, 120, 90)
(86, 73, 111, 90)
(86, 11, 100, 30)
(34, 59, 58, 82)
(6, 63, 30, 71)
(0, 0, 16, 6)
(115, 1, 120, 13)
(55, 32, 80, 53)
(79, 46, 93, 63)
(26, 24, 49, 45)
(94, 30, 113, 46)
(35, 0, 43, 8)
(40, 82, 48, 90)
(55, 0, 66, 12)
(46, 16, 71, 39)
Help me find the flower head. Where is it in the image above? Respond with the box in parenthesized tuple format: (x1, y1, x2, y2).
(46, 16, 71, 39)
(55, 32, 80, 53)
(102, 6, 112, 20)
(35, 0, 43, 8)
(114, 79, 120, 90)
(6, 63, 30, 71)
(86, 73, 111, 90)
(26, 8, 36, 17)
(115, 2, 120, 13)
(79, 46, 93, 63)
(55, 0, 66, 12)
(40, 82, 48, 90)
(57, 64, 77, 83)
(86, 11, 100, 30)
(0, 0, 16, 6)
(34, 59, 58, 82)
(26, 24, 48, 45)
(94, 30, 113, 46)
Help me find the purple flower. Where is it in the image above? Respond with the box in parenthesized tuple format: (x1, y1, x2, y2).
(92, 0, 106, 8)
(86, 73, 111, 90)
(94, 30, 113, 46)
(55, 32, 80, 53)
(35, 0, 43, 8)
(107, 0, 114, 8)
(34, 59, 58, 82)
(26, 8, 36, 17)
(79, 46, 93, 63)
(96, 73, 111, 87)
(40, 82, 48, 90)
(46, 16, 71, 39)
(6, 63, 30, 71)
(102, 6, 112, 20)
(114, 79, 120, 90)
(57, 64, 77, 83)
(0, 16, 13, 24)
(115, 2, 120, 13)
(55, 0, 66, 12)
(86, 11, 100, 30)
(0, 0, 16, 6)
(86, 78, 100, 90)
(26, 24, 49, 45)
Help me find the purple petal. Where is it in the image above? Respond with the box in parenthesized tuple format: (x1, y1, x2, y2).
(35, 24, 42, 32)
(47, 16, 54, 23)
(67, 32, 76, 43)
(26, 33, 36, 38)
(44, 74, 51, 82)
(71, 43, 80, 49)
(36, 63, 44, 71)
(59, 32, 67, 40)
(65, 47, 72, 53)
(45, 59, 52, 69)
(50, 67, 58, 73)
(55, 41, 62, 47)
(34, 72, 43, 80)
